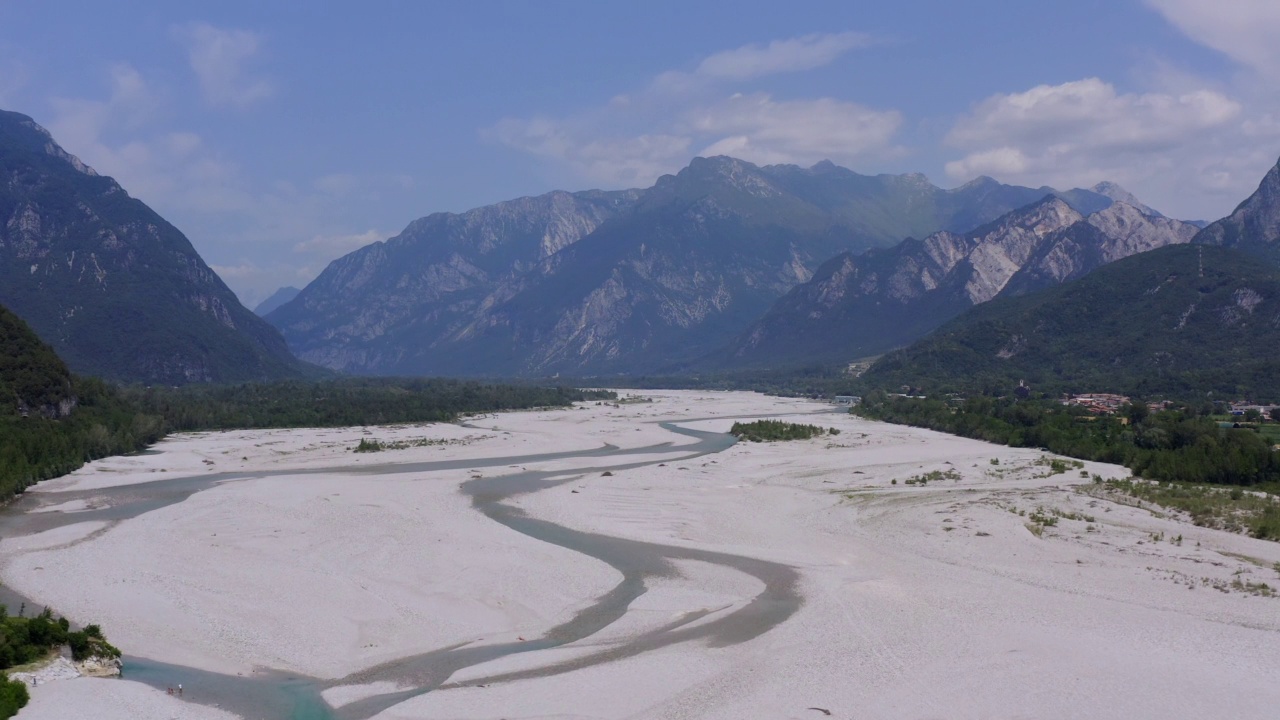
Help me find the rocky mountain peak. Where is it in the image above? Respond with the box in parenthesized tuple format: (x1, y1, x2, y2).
(720, 186, 1198, 370)
(676, 155, 780, 198)
(1086, 202, 1197, 262)
(807, 159, 844, 175)
(955, 175, 1000, 191)
(0, 111, 99, 177)
(961, 197, 1083, 304)
(1193, 155, 1280, 264)
(986, 196, 1082, 239)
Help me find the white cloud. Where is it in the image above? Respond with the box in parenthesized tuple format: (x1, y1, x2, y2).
(489, 32, 897, 186)
(292, 229, 383, 257)
(947, 78, 1239, 155)
(1145, 0, 1280, 78)
(942, 77, 1278, 220)
(173, 23, 273, 108)
(695, 32, 870, 81)
(489, 116, 692, 187)
(693, 93, 901, 166)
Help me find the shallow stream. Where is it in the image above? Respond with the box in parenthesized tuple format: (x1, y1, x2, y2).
(0, 420, 804, 719)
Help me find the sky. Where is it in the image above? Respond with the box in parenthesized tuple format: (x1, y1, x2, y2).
(2, 1, 1279, 307)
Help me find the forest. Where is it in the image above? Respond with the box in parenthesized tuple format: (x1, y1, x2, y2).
(118, 379, 614, 432)
(2, 378, 612, 503)
(4, 299, 617, 501)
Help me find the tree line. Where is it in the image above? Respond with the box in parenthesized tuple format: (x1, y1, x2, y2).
(855, 392, 1280, 488)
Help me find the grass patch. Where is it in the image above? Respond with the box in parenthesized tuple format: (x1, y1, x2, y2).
(1099, 478, 1280, 540)
(1035, 456, 1085, 476)
(903, 468, 962, 486)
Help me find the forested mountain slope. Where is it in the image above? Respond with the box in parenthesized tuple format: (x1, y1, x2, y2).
(0, 109, 304, 384)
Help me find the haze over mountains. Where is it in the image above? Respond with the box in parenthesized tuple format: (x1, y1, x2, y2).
(0, 111, 306, 385)
(253, 286, 301, 317)
(266, 156, 1163, 377)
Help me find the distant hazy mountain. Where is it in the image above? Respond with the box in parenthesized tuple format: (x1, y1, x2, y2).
(718, 195, 1197, 369)
(270, 156, 1122, 376)
(254, 286, 301, 316)
(1194, 156, 1280, 266)
(0, 110, 304, 384)
(861, 244, 1280, 400)
(1090, 181, 1164, 218)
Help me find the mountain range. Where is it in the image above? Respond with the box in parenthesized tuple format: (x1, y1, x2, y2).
(0, 110, 305, 384)
(722, 197, 1198, 368)
(254, 286, 301, 316)
(855, 155, 1280, 399)
(6, 100, 1277, 390)
(268, 156, 1144, 376)
(861, 244, 1280, 400)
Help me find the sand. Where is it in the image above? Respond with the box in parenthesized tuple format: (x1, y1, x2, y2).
(6, 390, 1280, 719)
(20, 677, 240, 720)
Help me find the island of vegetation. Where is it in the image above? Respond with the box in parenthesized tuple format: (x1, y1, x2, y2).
(0, 606, 122, 718)
(730, 420, 840, 442)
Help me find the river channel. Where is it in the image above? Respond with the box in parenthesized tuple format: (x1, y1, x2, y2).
(0, 420, 804, 719)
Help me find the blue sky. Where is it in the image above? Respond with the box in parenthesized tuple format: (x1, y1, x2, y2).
(2, 1, 1279, 305)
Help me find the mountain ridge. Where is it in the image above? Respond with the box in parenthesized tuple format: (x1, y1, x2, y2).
(270, 155, 1134, 376)
(1193, 157, 1280, 265)
(716, 196, 1197, 369)
(0, 109, 306, 384)
(860, 244, 1280, 400)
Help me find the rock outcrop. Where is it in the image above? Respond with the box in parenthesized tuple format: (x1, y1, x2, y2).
(1194, 156, 1280, 266)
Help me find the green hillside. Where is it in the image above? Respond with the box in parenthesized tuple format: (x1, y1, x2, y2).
(862, 244, 1280, 401)
(0, 304, 162, 500)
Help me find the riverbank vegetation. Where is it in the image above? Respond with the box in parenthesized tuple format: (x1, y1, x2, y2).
(5, 310, 613, 502)
(0, 606, 121, 717)
(0, 675, 26, 720)
(4, 379, 612, 503)
(855, 394, 1280, 487)
(2, 305, 165, 502)
(1090, 478, 1280, 540)
(0, 606, 120, 669)
(730, 420, 840, 442)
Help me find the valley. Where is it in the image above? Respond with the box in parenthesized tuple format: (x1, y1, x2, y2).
(5, 392, 1279, 719)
